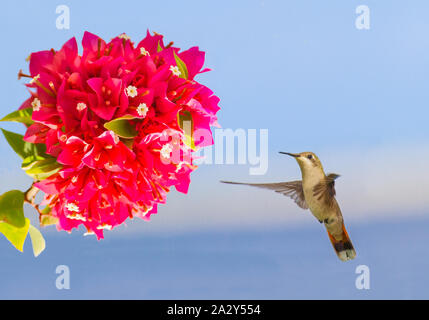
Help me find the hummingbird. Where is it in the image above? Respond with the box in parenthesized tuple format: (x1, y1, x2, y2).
(221, 151, 356, 262)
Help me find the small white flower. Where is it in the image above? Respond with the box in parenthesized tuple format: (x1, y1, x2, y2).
(137, 103, 149, 117)
(71, 176, 78, 183)
(143, 206, 153, 215)
(169, 65, 181, 77)
(31, 98, 41, 111)
(67, 213, 86, 221)
(65, 202, 80, 213)
(140, 47, 150, 56)
(96, 224, 112, 230)
(48, 81, 56, 92)
(76, 102, 87, 111)
(126, 85, 138, 98)
(160, 143, 173, 159)
(118, 33, 130, 40)
(29, 74, 40, 84)
(83, 230, 95, 236)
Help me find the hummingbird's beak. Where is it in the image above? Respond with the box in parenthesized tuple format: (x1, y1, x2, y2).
(279, 152, 300, 158)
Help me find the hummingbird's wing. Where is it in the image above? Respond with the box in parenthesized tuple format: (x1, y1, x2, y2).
(220, 180, 308, 209)
(313, 173, 340, 205)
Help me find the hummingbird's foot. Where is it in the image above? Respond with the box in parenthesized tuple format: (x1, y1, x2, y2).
(324, 218, 335, 224)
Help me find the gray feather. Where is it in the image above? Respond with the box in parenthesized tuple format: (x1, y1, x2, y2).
(220, 180, 308, 210)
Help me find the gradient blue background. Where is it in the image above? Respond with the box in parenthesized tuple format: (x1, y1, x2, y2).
(1, 0, 429, 299)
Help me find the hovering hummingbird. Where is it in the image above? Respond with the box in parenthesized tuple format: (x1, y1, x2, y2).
(221, 151, 356, 262)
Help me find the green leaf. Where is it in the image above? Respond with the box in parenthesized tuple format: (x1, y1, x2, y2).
(24, 157, 62, 181)
(0, 218, 30, 252)
(157, 40, 163, 53)
(121, 138, 135, 149)
(22, 154, 46, 170)
(40, 205, 51, 215)
(0, 190, 26, 228)
(39, 206, 59, 227)
(40, 214, 58, 227)
(173, 51, 189, 80)
(1, 129, 46, 160)
(28, 224, 46, 257)
(0, 107, 33, 126)
(104, 115, 138, 138)
(178, 111, 195, 150)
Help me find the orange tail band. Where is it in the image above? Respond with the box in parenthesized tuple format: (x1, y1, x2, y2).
(327, 222, 356, 261)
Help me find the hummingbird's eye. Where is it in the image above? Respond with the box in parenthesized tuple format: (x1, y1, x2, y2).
(307, 155, 313, 160)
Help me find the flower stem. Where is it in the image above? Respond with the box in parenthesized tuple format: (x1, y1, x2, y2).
(24, 184, 43, 215)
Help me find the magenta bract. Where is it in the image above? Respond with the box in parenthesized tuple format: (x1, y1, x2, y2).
(21, 31, 220, 239)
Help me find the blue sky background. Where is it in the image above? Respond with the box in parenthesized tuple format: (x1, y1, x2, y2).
(0, 0, 429, 299)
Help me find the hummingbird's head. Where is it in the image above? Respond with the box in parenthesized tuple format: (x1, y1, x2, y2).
(279, 151, 323, 173)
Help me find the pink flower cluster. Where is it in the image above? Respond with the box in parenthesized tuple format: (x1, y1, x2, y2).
(20, 31, 220, 238)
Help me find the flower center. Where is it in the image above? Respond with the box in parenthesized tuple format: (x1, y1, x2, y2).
(31, 98, 41, 111)
(140, 47, 150, 56)
(169, 65, 181, 77)
(29, 74, 41, 84)
(137, 103, 149, 117)
(76, 102, 87, 111)
(160, 144, 173, 159)
(65, 202, 80, 213)
(126, 85, 138, 98)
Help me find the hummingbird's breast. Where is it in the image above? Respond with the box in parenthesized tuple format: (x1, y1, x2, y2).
(302, 170, 331, 221)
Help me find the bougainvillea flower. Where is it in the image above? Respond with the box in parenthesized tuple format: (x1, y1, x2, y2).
(16, 31, 220, 239)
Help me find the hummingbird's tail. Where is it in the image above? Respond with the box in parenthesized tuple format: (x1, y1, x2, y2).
(326, 222, 356, 262)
